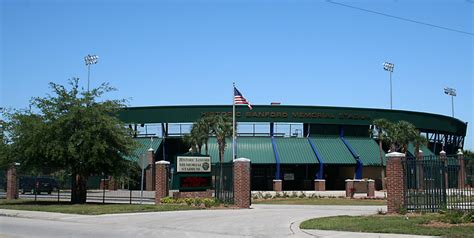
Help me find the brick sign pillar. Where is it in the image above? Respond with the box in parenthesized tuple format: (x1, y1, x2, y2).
(233, 158, 251, 209)
(146, 148, 155, 191)
(155, 160, 169, 204)
(457, 150, 465, 189)
(6, 165, 19, 200)
(386, 152, 406, 213)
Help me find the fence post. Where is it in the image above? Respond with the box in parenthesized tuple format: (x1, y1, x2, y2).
(440, 150, 448, 190)
(146, 148, 155, 191)
(457, 149, 465, 189)
(6, 165, 19, 200)
(417, 150, 424, 190)
(233, 158, 251, 209)
(386, 152, 406, 213)
(155, 160, 169, 204)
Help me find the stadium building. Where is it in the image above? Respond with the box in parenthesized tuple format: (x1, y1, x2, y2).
(118, 105, 467, 191)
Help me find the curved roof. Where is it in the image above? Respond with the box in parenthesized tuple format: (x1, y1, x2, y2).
(117, 105, 467, 136)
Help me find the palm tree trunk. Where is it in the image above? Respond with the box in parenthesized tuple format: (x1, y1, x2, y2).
(219, 146, 224, 195)
(379, 139, 386, 190)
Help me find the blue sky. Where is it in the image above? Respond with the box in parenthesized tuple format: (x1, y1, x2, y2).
(1, 0, 473, 149)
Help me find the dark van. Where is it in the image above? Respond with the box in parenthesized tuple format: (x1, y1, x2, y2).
(19, 177, 58, 194)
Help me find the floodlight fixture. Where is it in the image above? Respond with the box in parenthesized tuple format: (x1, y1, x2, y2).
(84, 54, 99, 66)
(443, 87, 456, 117)
(383, 62, 394, 72)
(383, 61, 395, 109)
(84, 54, 99, 92)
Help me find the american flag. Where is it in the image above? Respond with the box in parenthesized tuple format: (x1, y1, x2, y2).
(234, 87, 252, 110)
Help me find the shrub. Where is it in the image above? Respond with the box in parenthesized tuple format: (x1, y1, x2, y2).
(282, 192, 289, 198)
(185, 198, 193, 206)
(398, 207, 407, 215)
(193, 198, 202, 207)
(160, 197, 175, 204)
(275, 192, 282, 198)
(462, 211, 474, 223)
(263, 193, 273, 199)
(203, 198, 215, 208)
(290, 192, 298, 198)
(298, 192, 307, 198)
(442, 210, 464, 224)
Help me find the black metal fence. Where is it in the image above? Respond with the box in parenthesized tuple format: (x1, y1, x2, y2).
(213, 163, 234, 204)
(404, 155, 473, 212)
(3, 170, 155, 204)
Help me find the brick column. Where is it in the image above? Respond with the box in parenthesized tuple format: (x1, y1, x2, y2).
(146, 148, 155, 191)
(345, 179, 354, 198)
(386, 152, 406, 214)
(6, 165, 19, 200)
(314, 179, 325, 191)
(272, 179, 282, 192)
(233, 158, 251, 209)
(457, 150, 465, 189)
(367, 179, 375, 197)
(417, 150, 424, 190)
(155, 160, 169, 204)
(440, 150, 448, 189)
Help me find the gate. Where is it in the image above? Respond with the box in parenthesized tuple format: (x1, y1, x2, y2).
(213, 162, 234, 204)
(403, 156, 473, 212)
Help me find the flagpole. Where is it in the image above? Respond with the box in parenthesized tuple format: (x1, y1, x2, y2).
(232, 82, 236, 161)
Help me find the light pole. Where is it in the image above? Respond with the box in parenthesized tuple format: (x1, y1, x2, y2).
(383, 62, 394, 110)
(444, 87, 456, 117)
(84, 54, 99, 92)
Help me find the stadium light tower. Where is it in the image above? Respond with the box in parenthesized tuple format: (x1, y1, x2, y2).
(383, 62, 394, 110)
(444, 87, 456, 117)
(84, 54, 99, 92)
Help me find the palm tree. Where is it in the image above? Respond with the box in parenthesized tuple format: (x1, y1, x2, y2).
(373, 119, 393, 189)
(210, 114, 233, 191)
(183, 117, 213, 155)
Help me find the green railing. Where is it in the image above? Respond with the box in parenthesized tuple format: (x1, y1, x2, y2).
(403, 156, 473, 212)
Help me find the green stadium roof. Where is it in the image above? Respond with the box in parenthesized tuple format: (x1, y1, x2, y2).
(275, 137, 318, 164)
(118, 105, 467, 136)
(408, 143, 435, 157)
(310, 136, 356, 165)
(344, 137, 385, 166)
(205, 137, 275, 164)
(124, 137, 162, 162)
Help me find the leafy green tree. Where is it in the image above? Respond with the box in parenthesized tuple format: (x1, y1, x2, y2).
(0, 116, 13, 170)
(8, 78, 135, 203)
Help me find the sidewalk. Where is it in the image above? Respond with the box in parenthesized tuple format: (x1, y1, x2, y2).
(0, 209, 90, 221)
(301, 229, 438, 238)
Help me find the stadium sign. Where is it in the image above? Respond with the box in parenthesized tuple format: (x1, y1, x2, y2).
(177, 156, 211, 173)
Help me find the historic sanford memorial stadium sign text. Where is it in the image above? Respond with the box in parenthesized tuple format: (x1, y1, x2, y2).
(201, 111, 370, 120)
(177, 156, 211, 173)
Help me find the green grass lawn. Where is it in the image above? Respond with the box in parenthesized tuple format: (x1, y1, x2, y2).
(0, 200, 200, 215)
(253, 198, 386, 206)
(300, 214, 474, 238)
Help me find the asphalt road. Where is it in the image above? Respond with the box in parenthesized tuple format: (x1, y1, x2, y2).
(0, 204, 432, 238)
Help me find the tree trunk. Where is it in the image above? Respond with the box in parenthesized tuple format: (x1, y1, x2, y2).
(379, 139, 386, 190)
(219, 147, 224, 193)
(71, 174, 88, 204)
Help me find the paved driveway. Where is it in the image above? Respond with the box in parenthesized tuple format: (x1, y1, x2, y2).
(0, 204, 400, 238)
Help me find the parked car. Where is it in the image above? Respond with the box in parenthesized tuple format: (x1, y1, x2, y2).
(19, 177, 58, 194)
